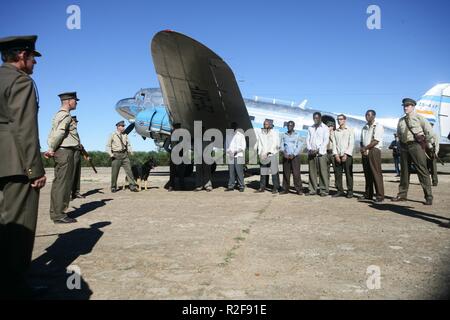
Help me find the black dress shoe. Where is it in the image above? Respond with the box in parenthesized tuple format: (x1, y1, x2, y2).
(254, 189, 265, 193)
(272, 189, 279, 194)
(54, 217, 77, 224)
(320, 193, 328, 197)
(346, 192, 353, 199)
(72, 193, 85, 200)
(111, 188, 117, 193)
(374, 198, 384, 203)
(332, 192, 345, 198)
(424, 198, 433, 205)
(297, 191, 304, 195)
(391, 196, 407, 202)
(130, 186, 139, 192)
(358, 195, 372, 201)
(279, 191, 289, 195)
(305, 192, 316, 196)
(225, 188, 234, 192)
(239, 188, 245, 193)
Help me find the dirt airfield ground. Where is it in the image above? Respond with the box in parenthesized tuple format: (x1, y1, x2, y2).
(29, 164, 450, 300)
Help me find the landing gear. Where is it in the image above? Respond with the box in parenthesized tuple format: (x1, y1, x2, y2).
(176, 162, 216, 177)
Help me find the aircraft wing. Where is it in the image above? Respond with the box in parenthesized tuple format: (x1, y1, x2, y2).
(151, 30, 253, 136)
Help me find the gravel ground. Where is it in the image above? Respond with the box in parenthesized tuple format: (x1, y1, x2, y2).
(29, 164, 450, 299)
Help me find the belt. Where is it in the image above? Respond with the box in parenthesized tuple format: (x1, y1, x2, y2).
(113, 150, 127, 153)
(59, 146, 78, 150)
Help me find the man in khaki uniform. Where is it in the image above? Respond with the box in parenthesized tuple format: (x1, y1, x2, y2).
(106, 121, 138, 193)
(46, 92, 80, 224)
(427, 122, 439, 187)
(0, 35, 47, 298)
(392, 98, 434, 205)
(70, 116, 85, 199)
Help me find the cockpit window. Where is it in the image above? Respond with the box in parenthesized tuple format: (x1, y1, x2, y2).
(136, 92, 145, 103)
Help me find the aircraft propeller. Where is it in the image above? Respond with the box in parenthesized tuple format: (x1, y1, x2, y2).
(124, 122, 135, 135)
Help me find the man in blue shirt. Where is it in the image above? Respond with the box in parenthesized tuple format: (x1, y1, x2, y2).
(280, 121, 303, 195)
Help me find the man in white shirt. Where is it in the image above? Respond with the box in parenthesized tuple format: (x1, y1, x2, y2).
(225, 122, 246, 192)
(306, 112, 330, 196)
(359, 109, 385, 203)
(332, 114, 355, 198)
(255, 120, 281, 194)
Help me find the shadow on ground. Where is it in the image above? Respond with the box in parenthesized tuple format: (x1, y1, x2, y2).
(28, 221, 111, 300)
(369, 203, 450, 227)
(68, 199, 113, 219)
(81, 188, 104, 197)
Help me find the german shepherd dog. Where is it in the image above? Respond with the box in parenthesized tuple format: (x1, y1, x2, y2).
(125, 157, 157, 191)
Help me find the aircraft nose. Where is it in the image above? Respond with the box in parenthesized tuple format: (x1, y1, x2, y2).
(115, 98, 142, 120)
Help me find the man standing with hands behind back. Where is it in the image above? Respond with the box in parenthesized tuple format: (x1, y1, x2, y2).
(332, 114, 354, 198)
(225, 122, 247, 192)
(280, 121, 303, 195)
(359, 109, 385, 203)
(46, 92, 81, 224)
(306, 112, 330, 197)
(255, 119, 281, 194)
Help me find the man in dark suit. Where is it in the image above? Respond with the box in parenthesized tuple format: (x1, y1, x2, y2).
(0, 35, 47, 298)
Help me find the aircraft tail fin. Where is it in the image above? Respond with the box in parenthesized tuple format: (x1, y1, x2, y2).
(298, 99, 308, 110)
(416, 83, 450, 141)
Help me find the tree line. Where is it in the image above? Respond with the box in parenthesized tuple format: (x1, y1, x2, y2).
(39, 150, 412, 168)
(40, 151, 170, 168)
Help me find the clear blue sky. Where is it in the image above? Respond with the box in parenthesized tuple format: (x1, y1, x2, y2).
(1, 0, 449, 151)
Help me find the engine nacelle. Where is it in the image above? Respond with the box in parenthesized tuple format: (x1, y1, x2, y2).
(135, 106, 171, 146)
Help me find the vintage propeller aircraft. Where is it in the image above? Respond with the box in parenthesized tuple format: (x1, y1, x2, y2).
(115, 30, 450, 160)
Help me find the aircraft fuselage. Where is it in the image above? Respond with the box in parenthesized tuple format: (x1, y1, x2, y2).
(116, 88, 402, 156)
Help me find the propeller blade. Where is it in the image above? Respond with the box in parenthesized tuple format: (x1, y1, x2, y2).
(124, 122, 135, 135)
